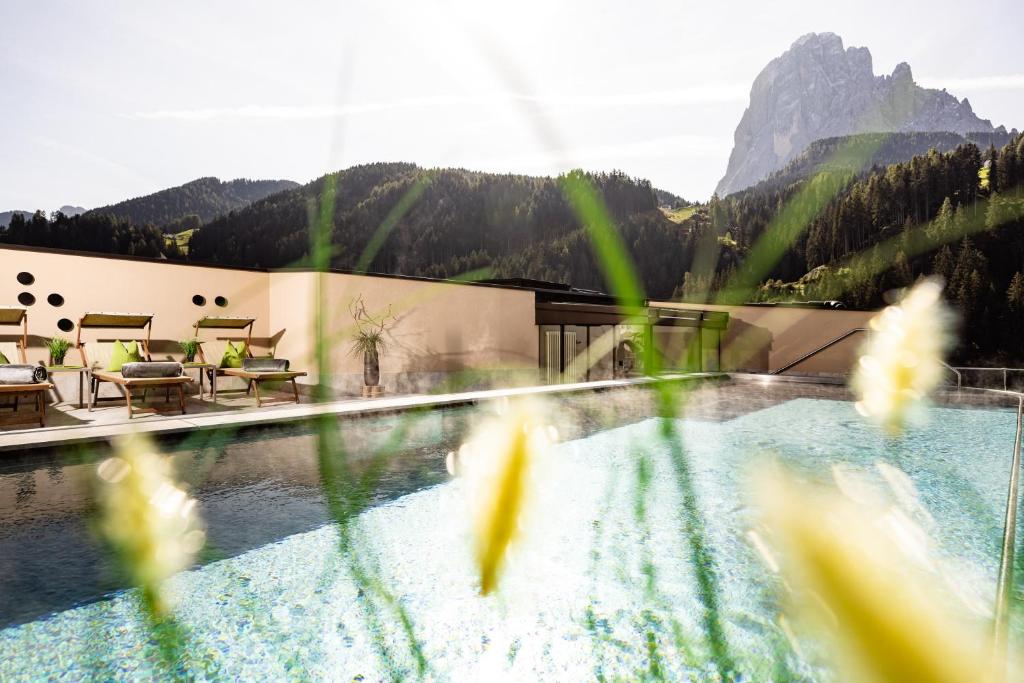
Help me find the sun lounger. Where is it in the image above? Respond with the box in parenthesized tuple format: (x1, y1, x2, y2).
(222, 357, 306, 407)
(76, 312, 193, 419)
(193, 316, 305, 406)
(0, 307, 54, 427)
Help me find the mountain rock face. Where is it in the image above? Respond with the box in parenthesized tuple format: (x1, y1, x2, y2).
(715, 32, 998, 196)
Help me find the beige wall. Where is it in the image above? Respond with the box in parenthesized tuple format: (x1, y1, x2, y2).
(269, 271, 538, 394)
(0, 248, 270, 365)
(651, 301, 877, 376)
(0, 247, 538, 397)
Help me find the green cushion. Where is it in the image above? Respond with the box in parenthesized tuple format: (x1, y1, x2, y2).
(219, 341, 247, 369)
(0, 351, 8, 364)
(107, 340, 143, 372)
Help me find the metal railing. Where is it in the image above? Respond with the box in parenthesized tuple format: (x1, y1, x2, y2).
(941, 361, 962, 389)
(770, 331, 1019, 392)
(771, 328, 867, 375)
(770, 345, 1023, 661)
(769, 356, 1023, 665)
(932, 377, 1024, 671)
(949, 366, 1024, 392)
(944, 369, 1024, 675)
(993, 392, 1024, 668)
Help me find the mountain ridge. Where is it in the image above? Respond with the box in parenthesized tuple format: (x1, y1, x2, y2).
(734, 130, 1016, 197)
(0, 205, 85, 228)
(184, 162, 700, 296)
(84, 176, 299, 229)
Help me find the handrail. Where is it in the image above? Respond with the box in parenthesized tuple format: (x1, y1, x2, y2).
(941, 361, 962, 390)
(992, 392, 1024, 674)
(949, 366, 1024, 392)
(756, 368, 1021, 665)
(771, 328, 867, 375)
(940, 384, 1023, 677)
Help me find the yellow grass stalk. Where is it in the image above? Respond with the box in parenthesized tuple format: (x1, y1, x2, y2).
(96, 433, 205, 617)
(755, 466, 991, 683)
(851, 278, 953, 434)
(458, 399, 552, 595)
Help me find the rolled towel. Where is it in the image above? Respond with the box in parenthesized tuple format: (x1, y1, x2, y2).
(0, 364, 48, 385)
(242, 357, 290, 372)
(121, 361, 183, 379)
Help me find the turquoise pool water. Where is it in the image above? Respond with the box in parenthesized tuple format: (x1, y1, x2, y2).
(0, 394, 1019, 680)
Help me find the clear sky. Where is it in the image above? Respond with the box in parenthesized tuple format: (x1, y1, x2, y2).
(2, 0, 1022, 210)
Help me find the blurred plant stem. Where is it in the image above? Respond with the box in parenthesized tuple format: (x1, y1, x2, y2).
(563, 171, 736, 678)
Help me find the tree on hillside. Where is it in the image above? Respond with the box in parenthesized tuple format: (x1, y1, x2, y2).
(932, 245, 955, 283)
(983, 144, 999, 194)
(1008, 271, 1024, 316)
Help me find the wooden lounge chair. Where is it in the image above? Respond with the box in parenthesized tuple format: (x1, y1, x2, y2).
(76, 312, 193, 419)
(193, 315, 306, 406)
(0, 306, 53, 428)
(221, 365, 305, 407)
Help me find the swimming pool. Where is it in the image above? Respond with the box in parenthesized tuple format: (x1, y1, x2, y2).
(1, 381, 1020, 680)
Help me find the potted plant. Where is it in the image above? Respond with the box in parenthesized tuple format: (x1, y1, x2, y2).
(179, 339, 201, 364)
(46, 336, 72, 367)
(348, 295, 394, 389)
(617, 331, 648, 377)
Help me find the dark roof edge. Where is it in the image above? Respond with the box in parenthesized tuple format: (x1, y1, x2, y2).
(0, 243, 525, 291)
(0, 242, 266, 273)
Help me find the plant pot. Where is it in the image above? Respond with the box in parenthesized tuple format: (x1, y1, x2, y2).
(185, 353, 196, 363)
(52, 354, 66, 366)
(363, 350, 380, 387)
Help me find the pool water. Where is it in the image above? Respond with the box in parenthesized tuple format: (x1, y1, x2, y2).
(0, 393, 1019, 680)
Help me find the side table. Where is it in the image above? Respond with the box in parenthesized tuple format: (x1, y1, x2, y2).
(44, 365, 90, 409)
(182, 362, 217, 401)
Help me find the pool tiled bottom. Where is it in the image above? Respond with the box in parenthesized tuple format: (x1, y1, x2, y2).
(1, 397, 1016, 680)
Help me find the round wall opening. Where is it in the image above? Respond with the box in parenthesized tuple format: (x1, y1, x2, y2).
(192, 294, 206, 306)
(16, 272, 34, 285)
(214, 295, 228, 307)
(17, 292, 35, 306)
(57, 318, 75, 332)
(47, 293, 64, 307)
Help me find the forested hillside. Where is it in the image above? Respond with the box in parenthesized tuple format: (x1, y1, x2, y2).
(752, 131, 1014, 198)
(84, 177, 298, 229)
(678, 133, 1024, 362)
(188, 163, 697, 297)
(1, 163, 697, 297)
(1, 210, 167, 257)
(655, 187, 691, 208)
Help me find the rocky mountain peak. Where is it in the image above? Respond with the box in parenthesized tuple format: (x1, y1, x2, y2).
(891, 61, 913, 82)
(715, 33, 998, 197)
